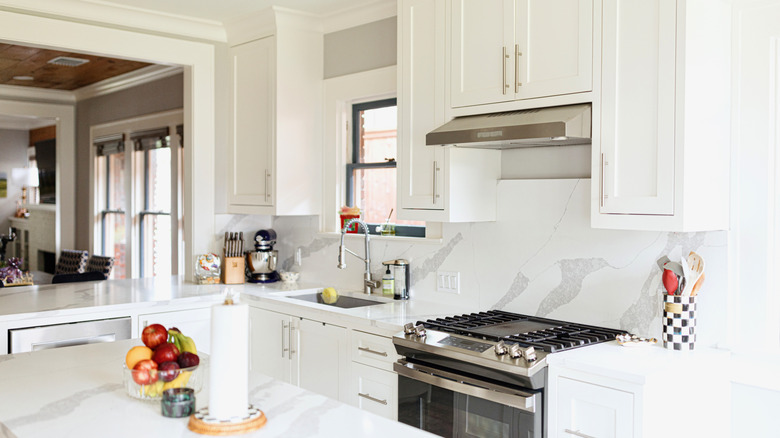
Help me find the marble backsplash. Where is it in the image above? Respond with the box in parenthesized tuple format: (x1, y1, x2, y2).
(216, 179, 728, 347)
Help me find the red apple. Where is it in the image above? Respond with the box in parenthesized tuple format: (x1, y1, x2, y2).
(177, 352, 200, 369)
(158, 361, 180, 382)
(132, 359, 158, 385)
(152, 342, 180, 365)
(142, 324, 168, 349)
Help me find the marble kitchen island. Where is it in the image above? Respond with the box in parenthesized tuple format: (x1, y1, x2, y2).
(0, 339, 436, 438)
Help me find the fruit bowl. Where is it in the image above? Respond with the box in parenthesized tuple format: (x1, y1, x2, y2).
(122, 357, 207, 401)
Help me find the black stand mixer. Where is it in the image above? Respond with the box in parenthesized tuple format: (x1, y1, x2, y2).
(246, 229, 279, 283)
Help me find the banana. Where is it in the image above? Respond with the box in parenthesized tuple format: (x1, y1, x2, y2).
(170, 330, 197, 355)
(162, 371, 192, 391)
(167, 329, 182, 351)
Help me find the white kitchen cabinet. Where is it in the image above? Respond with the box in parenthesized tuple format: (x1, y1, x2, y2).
(138, 307, 211, 354)
(346, 330, 400, 420)
(297, 318, 348, 401)
(592, 0, 731, 231)
(226, 10, 322, 216)
(248, 307, 347, 401)
(554, 376, 634, 438)
(397, 0, 500, 223)
(450, 0, 593, 109)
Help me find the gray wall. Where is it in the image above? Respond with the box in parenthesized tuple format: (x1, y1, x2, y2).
(75, 73, 184, 249)
(324, 17, 397, 78)
(0, 129, 30, 234)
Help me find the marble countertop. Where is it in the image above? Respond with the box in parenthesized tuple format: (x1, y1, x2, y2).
(0, 276, 473, 334)
(0, 339, 436, 438)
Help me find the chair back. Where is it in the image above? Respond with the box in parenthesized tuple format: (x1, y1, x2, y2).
(86, 255, 114, 279)
(54, 250, 88, 275)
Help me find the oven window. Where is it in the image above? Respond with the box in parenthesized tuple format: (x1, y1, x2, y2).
(397, 375, 541, 438)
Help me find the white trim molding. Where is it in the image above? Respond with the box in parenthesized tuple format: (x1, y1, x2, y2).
(321, 0, 397, 33)
(73, 65, 183, 101)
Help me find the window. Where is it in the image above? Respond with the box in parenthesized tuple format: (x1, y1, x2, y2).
(92, 111, 183, 279)
(346, 98, 425, 237)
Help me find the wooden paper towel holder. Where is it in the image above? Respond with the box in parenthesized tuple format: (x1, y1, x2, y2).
(188, 405, 266, 435)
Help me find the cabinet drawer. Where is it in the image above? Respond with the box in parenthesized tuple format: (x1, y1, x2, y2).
(351, 330, 399, 371)
(350, 362, 397, 420)
(556, 377, 634, 438)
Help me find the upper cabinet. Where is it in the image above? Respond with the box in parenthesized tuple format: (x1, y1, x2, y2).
(397, 0, 500, 223)
(450, 0, 593, 109)
(592, 0, 731, 231)
(226, 9, 323, 216)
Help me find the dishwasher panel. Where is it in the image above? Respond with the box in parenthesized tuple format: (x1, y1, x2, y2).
(9, 316, 132, 354)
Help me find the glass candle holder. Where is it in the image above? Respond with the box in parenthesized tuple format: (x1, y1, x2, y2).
(161, 387, 195, 418)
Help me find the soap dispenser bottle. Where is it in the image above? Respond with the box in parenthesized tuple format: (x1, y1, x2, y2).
(382, 267, 394, 297)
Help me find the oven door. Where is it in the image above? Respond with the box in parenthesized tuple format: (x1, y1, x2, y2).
(395, 360, 542, 438)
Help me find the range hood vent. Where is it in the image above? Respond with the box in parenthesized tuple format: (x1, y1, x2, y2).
(426, 103, 591, 149)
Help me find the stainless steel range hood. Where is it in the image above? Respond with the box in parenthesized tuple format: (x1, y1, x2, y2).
(426, 103, 591, 149)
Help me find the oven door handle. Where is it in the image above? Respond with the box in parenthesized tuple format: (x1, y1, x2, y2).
(394, 361, 538, 413)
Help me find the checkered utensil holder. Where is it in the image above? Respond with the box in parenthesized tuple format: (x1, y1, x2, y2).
(663, 295, 697, 350)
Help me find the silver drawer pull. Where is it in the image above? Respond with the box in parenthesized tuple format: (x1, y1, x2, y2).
(358, 392, 387, 405)
(358, 346, 388, 357)
(564, 429, 597, 438)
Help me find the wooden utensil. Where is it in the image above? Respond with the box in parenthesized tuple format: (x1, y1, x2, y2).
(691, 272, 705, 296)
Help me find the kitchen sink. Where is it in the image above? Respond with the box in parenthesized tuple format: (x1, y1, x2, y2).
(286, 293, 384, 309)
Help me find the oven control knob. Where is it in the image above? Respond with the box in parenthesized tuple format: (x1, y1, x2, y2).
(413, 324, 427, 338)
(508, 343, 522, 359)
(403, 322, 416, 335)
(522, 346, 537, 363)
(494, 340, 508, 356)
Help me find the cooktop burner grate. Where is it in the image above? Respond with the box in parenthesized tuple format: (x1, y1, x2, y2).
(418, 310, 623, 353)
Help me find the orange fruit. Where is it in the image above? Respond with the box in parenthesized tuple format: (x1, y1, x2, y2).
(125, 345, 153, 369)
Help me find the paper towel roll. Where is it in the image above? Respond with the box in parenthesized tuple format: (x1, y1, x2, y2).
(208, 300, 249, 420)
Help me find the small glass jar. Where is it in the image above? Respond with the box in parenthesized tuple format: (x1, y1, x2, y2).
(161, 388, 195, 418)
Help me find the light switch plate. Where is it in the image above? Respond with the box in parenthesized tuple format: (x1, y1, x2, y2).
(437, 271, 460, 294)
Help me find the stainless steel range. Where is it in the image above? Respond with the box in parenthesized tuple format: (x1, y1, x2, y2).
(392, 310, 624, 438)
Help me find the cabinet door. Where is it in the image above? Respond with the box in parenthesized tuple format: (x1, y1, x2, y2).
(139, 308, 211, 354)
(350, 362, 398, 420)
(248, 307, 292, 383)
(399, 0, 446, 211)
(599, 0, 675, 215)
(517, 0, 592, 100)
(228, 37, 275, 207)
(450, 0, 515, 107)
(296, 318, 347, 401)
(556, 377, 634, 438)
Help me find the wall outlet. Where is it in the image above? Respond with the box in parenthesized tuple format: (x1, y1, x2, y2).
(437, 271, 460, 294)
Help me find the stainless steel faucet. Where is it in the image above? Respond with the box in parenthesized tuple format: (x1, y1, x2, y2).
(338, 218, 381, 294)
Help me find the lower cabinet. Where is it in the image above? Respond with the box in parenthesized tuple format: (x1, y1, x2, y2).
(248, 307, 347, 401)
(138, 307, 211, 354)
(553, 376, 634, 438)
(347, 329, 400, 420)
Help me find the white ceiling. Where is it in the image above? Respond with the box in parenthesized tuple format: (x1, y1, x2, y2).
(0, 114, 55, 130)
(89, 0, 384, 24)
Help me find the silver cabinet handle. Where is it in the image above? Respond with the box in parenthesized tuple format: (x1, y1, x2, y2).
(515, 44, 522, 92)
(600, 153, 608, 207)
(265, 169, 271, 202)
(432, 160, 440, 205)
(564, 429, 597, 438)
(289, 323, 296, 357)
(281, 321, 289, 358)
(358, 392, 388, 405)
(358, 346, 388, 357)
(502, 46, 508, 95)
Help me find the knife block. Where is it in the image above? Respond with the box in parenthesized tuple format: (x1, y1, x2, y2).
(221, 254, 245, 285)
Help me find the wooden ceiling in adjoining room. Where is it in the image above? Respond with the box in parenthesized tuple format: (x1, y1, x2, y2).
(0, 44, 153, 90)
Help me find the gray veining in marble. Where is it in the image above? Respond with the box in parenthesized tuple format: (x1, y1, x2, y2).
(536, 258, 610, 317)
(492, 271, 530, 310)
(411, 233, 464, 284)
(3, 383, 122, 428)
(620, 232, 707, 336)
(279, 236, 336, 272)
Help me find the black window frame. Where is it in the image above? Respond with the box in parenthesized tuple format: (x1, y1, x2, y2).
(346, 98, 424, 238)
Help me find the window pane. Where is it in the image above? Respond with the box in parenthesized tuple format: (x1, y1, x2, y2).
(351, 168, 423, 227)
(146, 147, 171, 212)
(103, 212, 126, 279)
(108, 152, 125, 209)
(358, 105, 397, 163)
(142, 214, 171, 277)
